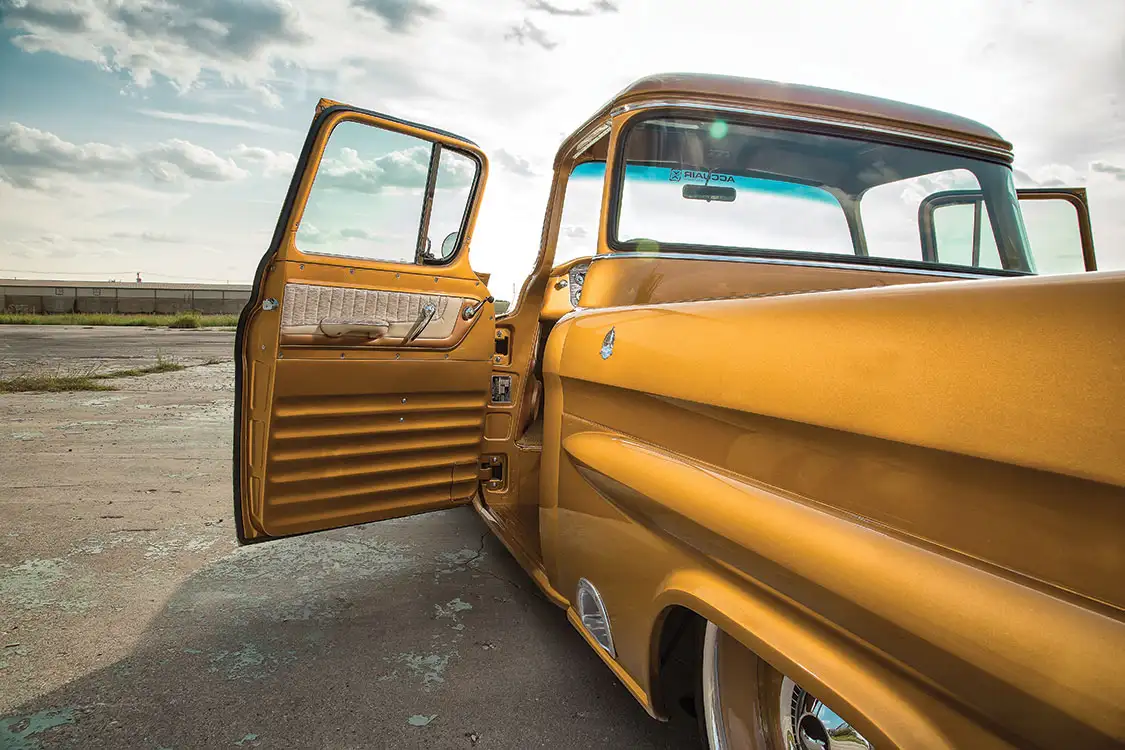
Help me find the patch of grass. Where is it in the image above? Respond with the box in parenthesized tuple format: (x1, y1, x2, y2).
(0, 374, 114, 393)
(0, 313, 239, 327)
(95, 353, 186, 379)
(167, 312, 202, 329)
(1, 354, 187, 393)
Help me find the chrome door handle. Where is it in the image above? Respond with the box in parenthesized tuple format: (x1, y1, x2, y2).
(402, 303, 436, 344)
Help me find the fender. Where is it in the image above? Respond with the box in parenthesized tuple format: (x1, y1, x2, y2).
(563, 430, 1125, 749)
(646, 572, 1002, 750)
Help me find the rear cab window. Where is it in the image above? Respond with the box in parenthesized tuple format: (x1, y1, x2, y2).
(609, 116, 1032, 274)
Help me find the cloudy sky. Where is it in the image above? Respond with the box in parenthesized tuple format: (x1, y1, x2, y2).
(1, 0, 1122, 298)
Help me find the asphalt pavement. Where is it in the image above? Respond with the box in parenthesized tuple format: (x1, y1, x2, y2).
(0, 326, 700, 749)
(0, 325, 237, 377)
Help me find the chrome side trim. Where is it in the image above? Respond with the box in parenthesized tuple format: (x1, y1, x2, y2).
(588, 251, 985, 280)
(576, 577, 616, 658)
(608, 100, 1014, 161)
(702, 621, 729, 750)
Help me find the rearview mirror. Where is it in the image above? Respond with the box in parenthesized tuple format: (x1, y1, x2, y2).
(920, 188, 1096, 274)
(682, 184, 736, 203)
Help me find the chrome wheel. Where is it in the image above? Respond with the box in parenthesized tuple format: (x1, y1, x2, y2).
(702, 621, 873, 750)
(778, 676, 873, 750)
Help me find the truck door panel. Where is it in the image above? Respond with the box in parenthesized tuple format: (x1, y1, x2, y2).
(235, 103, 494, 543)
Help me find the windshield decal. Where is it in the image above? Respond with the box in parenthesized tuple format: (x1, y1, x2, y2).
(669, 170, 736, 184)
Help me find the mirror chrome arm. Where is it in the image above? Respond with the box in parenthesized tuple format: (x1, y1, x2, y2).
(462, 296, 494, 321)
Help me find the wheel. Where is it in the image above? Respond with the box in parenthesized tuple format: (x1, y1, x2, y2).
(699, 621, 873, 750)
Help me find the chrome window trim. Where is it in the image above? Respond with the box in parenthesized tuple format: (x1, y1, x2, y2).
(608, 100, 1014, 162)
(588, 251, 992, 280)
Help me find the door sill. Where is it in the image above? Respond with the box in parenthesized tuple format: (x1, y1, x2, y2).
(473, 495, 568, 609)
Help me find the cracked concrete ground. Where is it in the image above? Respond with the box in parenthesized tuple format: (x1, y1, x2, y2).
(0, 327, 700, 749)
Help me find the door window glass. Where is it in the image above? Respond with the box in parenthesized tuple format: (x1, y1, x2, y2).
(862, 169, 992, 263)
(1020, 198, 1086, 275)
(427, 149, 477, 261)
(930, 200, 1003, 269)
(555, 161, 604, 267)
(296, 119, 478, 264)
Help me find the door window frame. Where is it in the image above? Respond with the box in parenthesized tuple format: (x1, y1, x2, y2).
(288, 109, 485, 269)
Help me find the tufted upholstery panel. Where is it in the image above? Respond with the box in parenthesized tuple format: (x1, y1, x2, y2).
(280, 283, 465, 339)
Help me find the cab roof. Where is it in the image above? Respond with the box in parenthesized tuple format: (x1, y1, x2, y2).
(567, 73, 1013, 162)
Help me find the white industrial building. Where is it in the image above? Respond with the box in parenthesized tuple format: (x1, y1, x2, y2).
(0, 279, 252, 315)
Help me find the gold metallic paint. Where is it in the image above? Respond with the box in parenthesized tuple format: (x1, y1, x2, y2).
(543, 271, 1125, 748)
(578, 254, 963, 308)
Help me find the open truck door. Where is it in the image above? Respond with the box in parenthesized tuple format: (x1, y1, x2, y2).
(234, 100, 494, 543)
(920, 187, 1097, 274)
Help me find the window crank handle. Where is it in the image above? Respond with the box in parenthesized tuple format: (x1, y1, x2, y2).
(462, 295, 494, 320)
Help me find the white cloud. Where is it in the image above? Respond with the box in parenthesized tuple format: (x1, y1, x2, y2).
(0, 122, 248, 188)
(1014, 164, 1088, 188)
(350, 0, 438, 30)
(503, 19, 556, 50)
(493, 148, 536, 177)
(138, 109, 298, 134)
(0, 122, 135, 183)
(295, 222, 329, 243)
(1091, 161, 1125, 181)
(231, 144, 298, 176)
(339, 227, 376, 239)
(2, 0, 308, 103)
(525, 0, 618, 17)
(315, 144, 473, 193)
(145, 139, 249, 182)
(108, 230, 188, 243)
(300, 225, 392, 242)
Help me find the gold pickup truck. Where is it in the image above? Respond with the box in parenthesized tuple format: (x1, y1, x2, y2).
(234, 74, 1124, 750)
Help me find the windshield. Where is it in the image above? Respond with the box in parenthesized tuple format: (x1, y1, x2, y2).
(612, 116, 1032, 273)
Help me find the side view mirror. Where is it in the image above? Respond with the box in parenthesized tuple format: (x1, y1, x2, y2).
(440, 231, 459, 259)
(919, 188, 1096, 274)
